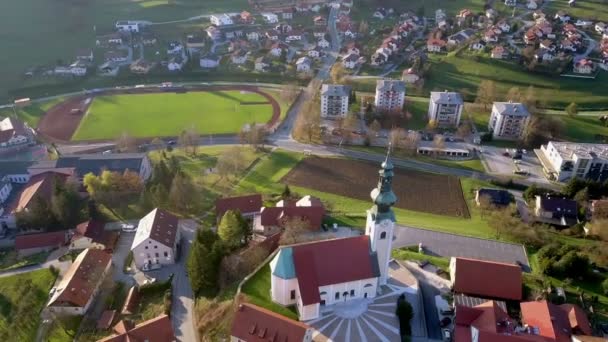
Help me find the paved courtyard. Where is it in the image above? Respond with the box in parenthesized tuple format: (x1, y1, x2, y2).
(307, 262, 425, 342)
(393, 226, 530, 270)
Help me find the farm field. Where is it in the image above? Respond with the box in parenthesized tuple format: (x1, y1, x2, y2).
(0, 269, 57, 342)
(71, 90, 276, 140)
(282, 157, 470, 218)
(0, 0, 249, 101)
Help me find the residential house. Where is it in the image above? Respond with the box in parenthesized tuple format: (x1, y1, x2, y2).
(76, 49, 94, 62)
(574, 59, 594, 74)
(215, 194, 262, 220)
(231, 303, 313, 342)
(538, 141, 608, 182)
(520, 300, 593, 341)
(265, 30, 280, 41)
(262, 13, 279, 24)
(308, 46, 322, 59)
(596, 22, 607, 34)
(115, 21, 140, 32)
(98, 62, 120, 76)
(555, 10, 571, 23)
(15, 231, 69, 257)
(560, 38, 577, 52)
(185, 35, 205, 52)
(210, 14, 233, 26)
(129, 59, 155, 74)
(231, 49, 249, 64)
(448, 29, 474, 46)
(48, 248, 112, 315)
(131, 208, 180, 270)
(533, 10, 546, 20)
(450, 257, 522, 304)
(0, 117, 33, 149)
(491, 45, 507, 59)
(475, 188, 513, 207)
(534, 196, 578, 227)
(70, 220, 117, 251)
(575, 19, 593, 28)
(275, 23, 293, 34)
(527, 0, 539, 9)
(97, 315, 176, 342)
(373, 8, 387, 19)
(286, 30, 303, 42)
(254, 195, 325, 236)
(470, 40, 486, 51)
(321, 84, 350, 118)
(540, 39, 555, 52)
(53, 61, 88, 77)
(104, 50, 129, 63)
(240, 11, 254, 24)
(166, 41, 183, 55)
(483, 29, 499, 43)
(489, 102, 531, 140)
(371, 47, 390, 66)
(96, 33, 123, 46)
(141, 32, 157, 46)
(246, 30, 260, 41)
(270, 42, 288, 57)
(313, 27, 327, 38)
(535, 48, 554, 62)
(167, 55, 186, 71)
(317, 36, 330, 48)
(456, 9, 473, 27)
(486, 8, 497, 19)
(200, 54, 220, 68)
(455, 301, 532, 342)
(313, 16, 326, 26)
(342, 53, 359, 69)
(504, 0, 517, 6)
(0, 178, 11, 205)
(497, 20, 511, 33)
(401, 68, 421, 84)
(255, 56, 271, 72)
(524, 29, 538, 45)
(427, 38, 446, 53)
(206, 26, 222, 41)
(282, 8, 295, 19)
(45, 153, 152, 181)
(296, 56, 312, 72)
(435, 9, 447, 23)
(428, 91, 464, 127)
(375, 80, 405, 112)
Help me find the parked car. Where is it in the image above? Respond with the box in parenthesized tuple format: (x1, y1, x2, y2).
(502, 152, 510, 157)
(121, 223, 137, 232)
(513, 170, 530, 176)
(142, 263, 161, 272)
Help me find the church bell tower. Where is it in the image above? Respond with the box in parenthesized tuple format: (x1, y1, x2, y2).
(365, 149, 397, 286)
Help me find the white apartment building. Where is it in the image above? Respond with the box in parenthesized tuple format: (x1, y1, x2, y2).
(537, 141, 608, 182)
(210, 14, 234, 26)
(428, 91, 464, 127)
(131, 208, 180, 269)
(320, 84, 350, 118)
(374, 80, 406, 112)
(488, 102, 531, 140)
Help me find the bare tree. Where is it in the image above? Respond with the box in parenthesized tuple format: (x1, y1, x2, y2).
(403, 130, 421, 156)
(506, 87, 522, 102)
(389, 128, 405, 151)
(330, 63, 346, 84)
(359, 20, 369, 35)
(294, 99, 321, 143)
(216, 146, 245, 180)
(179, 126, 200, 155)
(280, 83, 300, 103)
(476, 80, 497, 109)
(279, 217, 311, 245)
(432, 134, 445, 158)
(116, 132, 137, 153)
(456, 123, 472, 139)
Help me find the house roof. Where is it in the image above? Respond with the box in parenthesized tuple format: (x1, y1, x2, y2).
(277, 236, 379, 305)
(321, 84, 351, 97)
(492, 102, 530, 117)
(0, 117, 29, 144)
(270, 246, 295, 279)
(537, 196, 578, 216)
(452, 257, 522, 300)
(98, 315, 176, 342)
(48, 248, 112, 308)
(520, 300, 589, 342)
(97, 310, 117, 330)
(55, 153, 147, 177)
(73, 220, 108, 245)
(260, 205, 325, 229)
(430, 91, 463, 105)
(231, 303, 310, 341)
(132, 208, 179, 249)
(0, 160, 36, 178)
(561, 304, 592, 335)
(121, 286, 140, 315)
(9, 171, 69, 213)
(215, 194, 262, 218)
(15, 230, 69, 251)
(376, 79, 406, 92)
(477, 188, 512, 206)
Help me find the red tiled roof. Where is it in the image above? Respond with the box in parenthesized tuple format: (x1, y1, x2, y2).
(231, 303, 310, 341)
(9, 171, 70, 213)
(520, 300, 585, 342)
(0, 117, 28, 144)
(452, 257, 522, 300)
(15, 230, 68, 251)
(97, 310, 117, 330)
(121, 286, 140, 315)
(292, 236, 378, 305)
(98, 315, 176, 342)
(260, 206, 325, 230)
(73, 220, 113, 246)
(561, 304, 592, 335)
(216, 194, 262, 218)
(49, 248, 112, 308)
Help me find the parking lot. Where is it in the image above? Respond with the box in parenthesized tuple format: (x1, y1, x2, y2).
(393, 226, 530, 271)
(480, 146, 549, 183)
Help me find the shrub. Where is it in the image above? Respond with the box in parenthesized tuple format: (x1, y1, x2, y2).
(602, 278, 608, 295)
(163, 289, 172, 316)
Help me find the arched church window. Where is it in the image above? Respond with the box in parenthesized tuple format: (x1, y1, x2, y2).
(380, 231, 387, 240)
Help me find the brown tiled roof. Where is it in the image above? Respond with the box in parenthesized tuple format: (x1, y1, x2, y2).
(260, 201, 325, 230)
(216, 194, 263, 215)
(98, 315, 176, 342)
(452, 257, 522, 300)
(73, 220, 112, 246)
(231, 303, 310, 341)
(121, 286, 140, 315)
(0, 117, 28, 144)
(291, 236, 379, 305)
(48, 248, 112, 308)
(520, 300, 592, 342)
(9, 171, 69, 213)
(135, 208, 179, 248)
(97, 310, 117, 330)
(15, 230, 69, 251)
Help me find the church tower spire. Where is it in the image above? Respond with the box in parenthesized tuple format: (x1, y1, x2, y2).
(366, 146, 398, 286)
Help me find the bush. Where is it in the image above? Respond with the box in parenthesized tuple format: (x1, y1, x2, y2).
(602, 278, 608, 295)
(140, 274, 173, 296)
(163, 289, 172, 316)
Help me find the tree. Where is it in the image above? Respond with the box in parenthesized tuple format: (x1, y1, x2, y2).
(243, 124, 268, 151)
(187, 228, 224, 296)
(216, 146, 246, 180)
(344, 113, 360, 132)
(432, 134, 445, 158)
(217, 210, 248, 250)
(522, 86, 537, 113)
(456, 123, 472, 139)
(51, 179, 84, 229)
(506, 87, 522, 102)
(279, 217, 311, 245)
(280, 83, 300, 103)
(179, 126, 200, 155)
(475, 80, 497, 109)
(359, 20, 369, 35)
(116, 132, 137, 153)
(282, 184, 292, 199)
(522, 115, 563, 148)
(330, 63, 345, 84)
(293, 99, 321, 143)
(15, 197, 56, 231)
(389, 128, 405, 151)
(169, 172, 196, 213)
(566, 102, 578, 116)
(403, 131, 421, 156)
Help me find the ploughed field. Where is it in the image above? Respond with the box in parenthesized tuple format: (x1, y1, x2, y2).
(282, 157, 470, 218)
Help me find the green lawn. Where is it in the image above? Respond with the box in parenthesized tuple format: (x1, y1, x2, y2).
(0, 0, 249, 101)
(46, 315, 83, 342)
(0, 269, 57, 342)
(72, 91, 274, 140)
(392, 247, 450, 271)
(404, 97, 430, 130)
(0, 98, 64, 127)
(0, 250, 49, 271)
(235, 149, 305, 195)
(353, 0, 485, 18)
(553, 115, 608, 142)
(546, 0, 608, 22)
(241, 262, 298, 320)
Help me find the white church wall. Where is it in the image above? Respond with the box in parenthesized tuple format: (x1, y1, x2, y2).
(318, 277, 378, 306)
(271, 275, 299, 306)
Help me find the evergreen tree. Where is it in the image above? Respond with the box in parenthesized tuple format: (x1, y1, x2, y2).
(282, 184, 291, 199)
(187, 228, 224, 296)
(218, 210, 247, 250)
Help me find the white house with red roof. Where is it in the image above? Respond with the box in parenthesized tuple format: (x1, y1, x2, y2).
(270, 156, 397, 320)
(131, 208, 180, 269)
(231, 303, 313, 342)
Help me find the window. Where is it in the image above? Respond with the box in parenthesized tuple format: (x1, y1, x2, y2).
(335, 292, 339, 300)
(364, 293, 368, 298)
(364, 283, 373, 288)
(155, 253, 159, 258)
(290, 290, 296, 300)
(350, 290, 355, 296)
(145, 246, 148, 250)
(380, 231, 387, 240)
(164, 251, 168, 257)
(154, 245, 157, 249)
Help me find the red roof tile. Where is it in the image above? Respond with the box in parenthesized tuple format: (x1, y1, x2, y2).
(97, 310, 117, 330)
(215, 194, 262, 218)
(15, 230, 69, 251)
(73, 220, 113, 246)
(121, 286, 140, 315)
(292, 236, 378, 305)
(561, 304, 592, 336)
(231, 303, 310, 341)
(452, 257, 522, 300)
(98, 315, 176, 342)
(520, 300, 581, 342)
(9, 171, 69, 213)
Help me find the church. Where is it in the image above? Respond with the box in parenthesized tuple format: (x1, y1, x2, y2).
(269, 154, 397, 321)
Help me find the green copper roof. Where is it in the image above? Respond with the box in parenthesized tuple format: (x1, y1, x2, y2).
(271, 247, 296, 279)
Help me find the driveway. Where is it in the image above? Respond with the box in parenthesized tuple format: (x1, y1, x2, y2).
(393, 226, 530, 270)
(112, 231, 136, 284)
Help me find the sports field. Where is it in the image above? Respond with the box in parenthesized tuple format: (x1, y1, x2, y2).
(70, 90, 276, 140)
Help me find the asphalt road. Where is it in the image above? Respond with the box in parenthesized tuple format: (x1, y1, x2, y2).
(419, 281, 442, 340)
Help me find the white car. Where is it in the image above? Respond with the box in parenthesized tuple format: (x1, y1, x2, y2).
(142, 263, 161, 272)
(121, 223, 137, 232)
